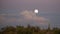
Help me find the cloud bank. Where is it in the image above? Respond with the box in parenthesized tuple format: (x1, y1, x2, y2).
(20, 10, 49, 24)
(0, 10, 49, 26)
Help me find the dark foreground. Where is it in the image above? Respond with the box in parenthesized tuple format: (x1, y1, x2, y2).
(0, 25, 60, 34)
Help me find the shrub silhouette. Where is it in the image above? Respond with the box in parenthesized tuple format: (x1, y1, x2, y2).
(0, 24, 60, 34)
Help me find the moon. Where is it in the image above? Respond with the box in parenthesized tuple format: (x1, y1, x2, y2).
(34, 9, 38, 14)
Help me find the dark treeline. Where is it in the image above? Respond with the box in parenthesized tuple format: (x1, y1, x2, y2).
(0, 24, 60, 34)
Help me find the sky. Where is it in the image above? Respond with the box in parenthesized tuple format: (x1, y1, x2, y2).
(0, 0, 60, 29)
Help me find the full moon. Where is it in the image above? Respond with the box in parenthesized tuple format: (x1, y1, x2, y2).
(34, 9, 38, 13)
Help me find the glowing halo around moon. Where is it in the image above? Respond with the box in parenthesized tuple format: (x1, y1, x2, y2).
(34, 9, 38, 14)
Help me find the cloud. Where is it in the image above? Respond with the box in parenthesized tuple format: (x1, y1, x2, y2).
(0, 15, 6, 23)
(0, 10, 49, 26)
(20, 10, 49, 24)
(6, 18, 17, 22)
(0, 13, 17, 16)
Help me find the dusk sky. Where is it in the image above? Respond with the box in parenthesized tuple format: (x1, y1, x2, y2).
(0, 0, 60, 29)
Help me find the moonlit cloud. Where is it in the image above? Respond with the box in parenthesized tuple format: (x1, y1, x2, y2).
(20, 10, 49, 24)
(0, 10, 49, 25)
